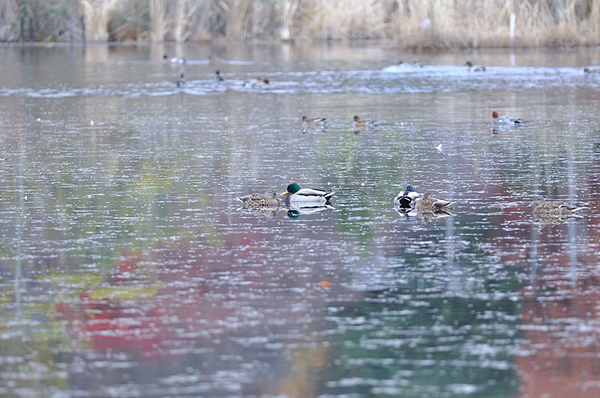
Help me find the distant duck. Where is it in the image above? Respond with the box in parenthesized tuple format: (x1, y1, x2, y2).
(415, 192, 455, 216)
(465, 61, 486, 72)
(176, 72, 186, 87)
(243, 78, 270, 88)
(394, 185, 420, 213)
(353, 115, 377, 132)
(237, 191, 282, 208)
(215, 70, 225, 82)
(492, 111, 521, 125)
(302, 116, 327, 133)
(533, 198, 586, 221)
(398, 60, 425, 68)
(584, 67, 600, 74)
(281, 183, 334, 206)
(163, 54, 186, 65)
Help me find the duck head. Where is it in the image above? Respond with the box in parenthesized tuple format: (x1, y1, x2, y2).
(492, 111, 499, 119)
(281, 183, 300, 196)
(404, 185, 415, 195)
(465, 61, 473, 67)
(353, 115, 361, 122)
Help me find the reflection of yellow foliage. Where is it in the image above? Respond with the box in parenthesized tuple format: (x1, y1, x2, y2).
(88, 283, 162, 301)
(274, 344, 330, 398)
(44, 273, 103, 287)
(42, 272, 162, 301)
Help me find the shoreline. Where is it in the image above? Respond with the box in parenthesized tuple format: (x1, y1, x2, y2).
(1, 39, 600, 52)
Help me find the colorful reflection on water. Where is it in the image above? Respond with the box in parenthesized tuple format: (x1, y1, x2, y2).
(0, 43, 600, 397)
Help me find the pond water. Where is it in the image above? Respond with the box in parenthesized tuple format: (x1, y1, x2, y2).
(1, 42, 600, 397)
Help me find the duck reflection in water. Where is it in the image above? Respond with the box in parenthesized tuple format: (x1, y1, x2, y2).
(286, 205, 335, 218)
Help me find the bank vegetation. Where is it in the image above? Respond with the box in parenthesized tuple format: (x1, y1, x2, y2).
(1, 0, 599, 48)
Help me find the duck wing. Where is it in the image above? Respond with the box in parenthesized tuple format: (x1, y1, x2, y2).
(559, 203, 586, 212)
(294, 188, 332, 197)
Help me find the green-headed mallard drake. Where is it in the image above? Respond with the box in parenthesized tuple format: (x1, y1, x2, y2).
(176, 72, 186, 88)
(533, 198, 586, 221)
(353, 115, 377, 132)
(281, 183, 334, 206)
(415, 192, 455, 216)
(302, 116, 327, 133)
(237, 191, 282, 208)
(493, 111, 521, 125)
(394, 185, 420, 214)
(466, 61, 486, 72)
(215, 70, 225, 82)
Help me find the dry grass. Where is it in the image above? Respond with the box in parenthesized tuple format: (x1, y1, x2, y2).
(1, 0, 600, 46)
(387, 0, 600, 48)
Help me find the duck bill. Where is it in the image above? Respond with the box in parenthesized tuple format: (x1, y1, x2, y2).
(280, 190, 289, 196)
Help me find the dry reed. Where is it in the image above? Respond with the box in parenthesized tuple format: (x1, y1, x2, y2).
(1, 0, 599, 47)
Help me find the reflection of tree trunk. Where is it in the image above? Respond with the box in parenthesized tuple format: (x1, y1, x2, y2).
(150, 0, 165, 42)
(0, 0, 18, 41)
(173, 0, 184, 42)
(170, 0, 202, 42)
(80, 0, 118, 41)
(279, 0, 298, 40)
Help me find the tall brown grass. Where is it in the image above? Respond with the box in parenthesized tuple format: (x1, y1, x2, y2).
(1, 0, 599, 47)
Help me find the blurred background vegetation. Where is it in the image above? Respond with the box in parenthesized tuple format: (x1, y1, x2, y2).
(0, 0, 599, 47)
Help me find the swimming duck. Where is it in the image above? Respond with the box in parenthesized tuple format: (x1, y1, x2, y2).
(492, 111, 521, 125)
(353, 115, 377, 132)
(164, 54, 186, 65)
(215, 70, 225, 82)
(243, 78, 270, 88)
(281, 183, 334, 206)
(533, 198, 585, 220)
(466, 61, 486, 72)
(584, 67, 600, 74)
(398, 60, 425, 68)
(176, 72, 186, 87)
(415, 192, 455, 216)
(302, 116, 327, 133)
(394, 185, 420, 213)
(237, 191, 282, 208)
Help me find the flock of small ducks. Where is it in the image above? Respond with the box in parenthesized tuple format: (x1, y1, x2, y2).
(163, 54, 589, 223)
(238, 181, 586, 223)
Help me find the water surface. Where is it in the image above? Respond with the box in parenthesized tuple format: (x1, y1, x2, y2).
(1, 43, 600, 397)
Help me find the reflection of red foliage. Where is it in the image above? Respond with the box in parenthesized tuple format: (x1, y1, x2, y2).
(55, 213, 345, 366)
(485, 160, 600, 397)
(517, 277, 600, 398)
(58, 285, 169, 358)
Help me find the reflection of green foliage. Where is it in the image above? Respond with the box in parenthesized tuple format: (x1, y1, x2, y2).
(498, 133, 588, 195)
(0, 292, 76, 391)
(324, 291, 520, 397)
